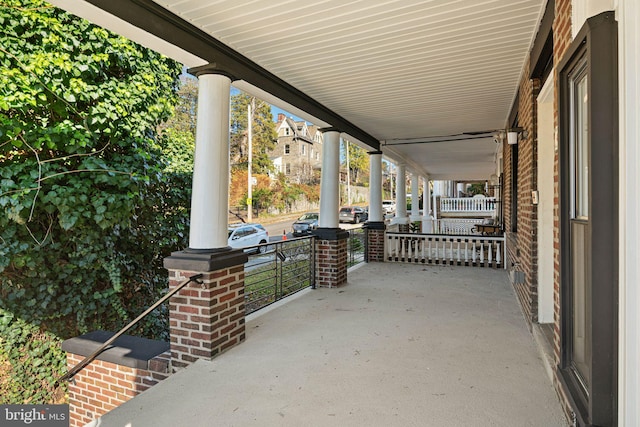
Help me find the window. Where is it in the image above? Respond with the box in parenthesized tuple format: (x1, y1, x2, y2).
(558, 12, 617, 426)
(284, 144, 290, 155)
(284, 127, 290, 136)
(571, 67, 589, 220)
(285, 163, 291, 175)
(301, 144, 306, 155)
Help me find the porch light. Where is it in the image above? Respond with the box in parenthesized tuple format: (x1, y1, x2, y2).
(506, 128, 528, 145)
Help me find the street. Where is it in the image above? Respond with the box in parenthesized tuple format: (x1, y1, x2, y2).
(263, 217, 365, 242)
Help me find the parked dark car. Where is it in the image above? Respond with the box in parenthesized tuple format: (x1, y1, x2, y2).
(339, 206, 368, 224)
(292, 212, 319, 236)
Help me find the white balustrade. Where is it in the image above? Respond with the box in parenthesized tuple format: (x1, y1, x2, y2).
(385, 232, 506, 269)
(440, 197, 497, 213)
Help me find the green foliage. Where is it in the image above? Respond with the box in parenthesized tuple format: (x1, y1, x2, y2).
(230, 93, 277, 174)
(0, 309, 67, 404)
(271, 174, 304, 211)
(342, 140, 369, 185)
(0, 0, 186, 342)
(467, 182, 486, 196)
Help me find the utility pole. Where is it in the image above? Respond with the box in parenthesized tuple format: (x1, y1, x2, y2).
(247, 98, 254, 222)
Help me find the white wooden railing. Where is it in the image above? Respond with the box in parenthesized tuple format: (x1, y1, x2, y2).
(385, 233, 506, 269)
(440, 197, 497, 213)
(423, 218, 485, 235)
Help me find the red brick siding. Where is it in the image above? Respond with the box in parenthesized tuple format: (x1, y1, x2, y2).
(315, 238, 348, 287)
(168, 267, 246, 369)
(367, 229, 386, 262)
(506, 55, 542, 328)
(552, 0, 574, 422)
(66, 351, 171, 427)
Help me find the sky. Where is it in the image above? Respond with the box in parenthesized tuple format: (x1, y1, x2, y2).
(230, 86, 306, 123)
(182, 67, 308, 124)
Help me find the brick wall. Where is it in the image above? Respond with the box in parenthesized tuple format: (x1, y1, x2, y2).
(366, 228, 386, 262)
(552, 0, 574, 421)
(168, 266, 246, 369)
(506, 55, 542, 328)
(315, 238, 348, 287)
(66, 349, 170, 427)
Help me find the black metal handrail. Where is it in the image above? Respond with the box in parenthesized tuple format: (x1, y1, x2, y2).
(57, 273, 203, 384)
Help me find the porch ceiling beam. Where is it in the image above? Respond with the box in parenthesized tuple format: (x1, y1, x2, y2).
(85, 0, 380, 151)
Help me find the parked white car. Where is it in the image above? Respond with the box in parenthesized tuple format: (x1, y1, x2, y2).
(228, 223, 269, 253)
(382, 200, 396, 214)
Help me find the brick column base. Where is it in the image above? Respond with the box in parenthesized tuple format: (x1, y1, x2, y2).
(62, 331, 171, 427)
(164, 249, 248, 369)
(365, 222, 386, 262)
(313, 228, 348, 288)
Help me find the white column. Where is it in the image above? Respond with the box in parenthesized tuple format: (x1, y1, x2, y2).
(188, 73, 231, 250)
(422, 176, 433, 233)
(368, 151, 383, 222)
(432, 180, 439, 221)
(392, 163, 408, 225)
(410, 173, 420, 221)
(318, 130, 340, 228)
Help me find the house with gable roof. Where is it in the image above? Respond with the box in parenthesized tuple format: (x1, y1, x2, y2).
(270, 113, 323, 184)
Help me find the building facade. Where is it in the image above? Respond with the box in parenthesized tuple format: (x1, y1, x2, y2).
(270, 113, 323, 184)
(502, 1, 637, 425)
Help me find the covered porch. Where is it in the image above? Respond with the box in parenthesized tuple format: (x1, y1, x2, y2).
(42, 1, 640, 426)
(86, 263, 566, 427)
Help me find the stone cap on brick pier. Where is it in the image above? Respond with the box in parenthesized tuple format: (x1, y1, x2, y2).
(62, 330, 169, 370)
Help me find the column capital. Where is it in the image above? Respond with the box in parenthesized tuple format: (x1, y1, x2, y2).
(319, 127, 341, 134)
(163, 249, 248, 272)
(188, 63, 237, 80)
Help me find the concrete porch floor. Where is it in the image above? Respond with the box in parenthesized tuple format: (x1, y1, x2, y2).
(90, 263, 567, 427)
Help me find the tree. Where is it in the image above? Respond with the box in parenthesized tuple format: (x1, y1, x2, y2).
(230, 92, 277, 174)
(342, 140, 369, 185)
(0, 0, 184, 340)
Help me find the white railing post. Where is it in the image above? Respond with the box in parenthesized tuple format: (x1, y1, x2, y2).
(439, 197, 497, 213)
(384, 232, 506, 269)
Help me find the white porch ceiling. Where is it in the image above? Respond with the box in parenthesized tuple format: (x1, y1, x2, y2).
(52, 0, 546, 180)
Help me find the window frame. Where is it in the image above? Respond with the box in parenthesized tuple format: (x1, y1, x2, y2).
(557, 11, 618, 427)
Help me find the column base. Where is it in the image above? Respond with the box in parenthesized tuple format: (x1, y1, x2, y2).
(163, 248, 248, 271)
(314, 228, 348, 287)
(365, 222, 386, 262)
(164, 249, 248, 369)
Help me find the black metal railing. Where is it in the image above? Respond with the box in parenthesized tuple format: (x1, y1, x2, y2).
(58, 273, 203, 383)
(347, 227, 366, 267)
(244, 237, 315, 314)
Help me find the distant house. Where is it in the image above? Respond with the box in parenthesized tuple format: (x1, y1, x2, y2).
(270, 113, 323, 184)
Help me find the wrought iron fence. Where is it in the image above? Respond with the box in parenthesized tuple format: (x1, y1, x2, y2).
(347, 227, 366, 267)
(244, 237, 315, 314)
